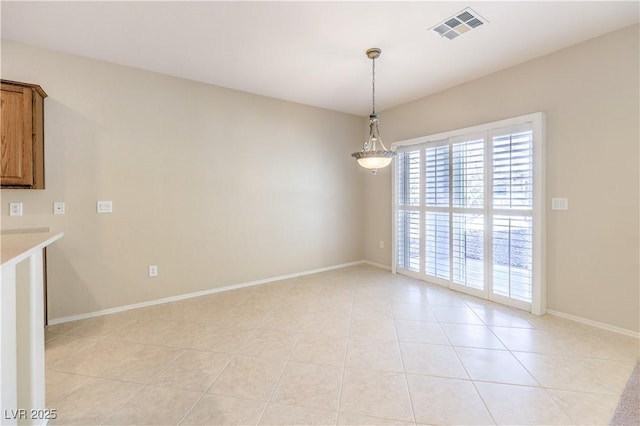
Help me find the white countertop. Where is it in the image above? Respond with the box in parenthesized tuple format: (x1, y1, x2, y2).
(1, 231, 64, 268)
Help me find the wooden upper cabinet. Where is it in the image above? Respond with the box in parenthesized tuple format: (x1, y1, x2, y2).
(1, 80, 47, 189)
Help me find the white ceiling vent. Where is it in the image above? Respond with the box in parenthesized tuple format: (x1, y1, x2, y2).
(431, 8, 487, 40)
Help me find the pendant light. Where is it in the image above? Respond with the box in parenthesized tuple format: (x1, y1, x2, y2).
(351, 48, 396, 174)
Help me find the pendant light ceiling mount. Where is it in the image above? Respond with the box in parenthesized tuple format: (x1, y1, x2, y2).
(365, 47, 381, 60)
(351, 47, 396, 174)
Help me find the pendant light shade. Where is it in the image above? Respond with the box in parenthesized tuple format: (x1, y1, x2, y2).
(351, 48, 396, 174)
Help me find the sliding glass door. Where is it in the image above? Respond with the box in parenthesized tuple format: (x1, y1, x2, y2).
(394, 114, 544, 312)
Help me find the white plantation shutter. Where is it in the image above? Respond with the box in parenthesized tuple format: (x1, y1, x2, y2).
(493, 215, 533, 302)
(452, 138, 484, 209)
(425, 145, 450, 207)
(397, 210, 420, 272)
(394, 113, 544, 313)
(396, 150, 421, 272)
(397, 150, 421, 206)
(491, 126, 534, 303)
(493, 130, 533, 209)
(425, 212, 449, 279)
(453, 213, 484, 290)
(424, 144, 450, 280)
(451, 137, 484, 293)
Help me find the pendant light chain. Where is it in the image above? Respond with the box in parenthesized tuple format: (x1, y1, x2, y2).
(371, 56, 376, 115)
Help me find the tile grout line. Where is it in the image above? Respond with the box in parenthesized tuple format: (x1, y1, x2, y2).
(181, 295, 268, 425)
(45, 369, 147, 426)
(447, 297, 498, 425)
(254, 294, 323, 425)
(391, 285, 426, 426)
(46, 328, 181, 425)
(174, 339, 243, 425)
(460, 299, 603, 424)
(164, 290, 259, 425)
(103, 307, 240, 425)
(333, 282, 356, 426)
(506, 341, 614, 425)
(98, 378, 158, 425)
(487, 315, 639, 403)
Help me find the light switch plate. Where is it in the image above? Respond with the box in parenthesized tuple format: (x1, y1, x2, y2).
(54, 201, 65, 215)
(148, 265, 158, 277)
(551, 198, 568, 211)
(97, 201, 113, 213)
(9, 202, 23, 216)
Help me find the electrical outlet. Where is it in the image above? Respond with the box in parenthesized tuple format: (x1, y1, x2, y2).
(551, 198, 569, 211)
(97, 201, 113, 213)
(379, 240, 385, 249)
(53, 201, 65, 215)
(148, 265, 158, 277)
(9, 202, 23, 216)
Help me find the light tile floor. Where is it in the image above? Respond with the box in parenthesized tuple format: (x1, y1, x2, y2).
(45, 265, 639, 425)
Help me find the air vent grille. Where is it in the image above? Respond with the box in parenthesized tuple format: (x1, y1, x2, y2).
(431, 7, 487, 40)
(445, 18, 461, 28)
(457, 11, 474, 22)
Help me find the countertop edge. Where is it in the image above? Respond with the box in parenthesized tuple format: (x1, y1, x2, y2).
(1, 232, 64, 268)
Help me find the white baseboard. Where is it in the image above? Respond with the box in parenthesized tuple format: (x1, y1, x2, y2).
(547, 309, 640, 339)
(49, 263, 638, 340)
(362, 260, 391, 270)
(48, 260, 367, 325)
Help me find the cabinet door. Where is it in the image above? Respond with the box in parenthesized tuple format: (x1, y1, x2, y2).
(1, 84, 34, 186)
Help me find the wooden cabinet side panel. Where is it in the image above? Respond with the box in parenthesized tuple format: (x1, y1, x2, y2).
(1, 85, 33, 186)
(21, 88, 34, 186)
(32, 90, 45, 189)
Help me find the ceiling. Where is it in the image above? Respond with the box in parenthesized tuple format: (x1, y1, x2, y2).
(2, 1, 638, 116)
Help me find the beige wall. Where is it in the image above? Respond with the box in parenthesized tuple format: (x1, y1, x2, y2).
(1, 40, 366, 320)
(3, 25, 638, 332)
(364, 24, 639, 332)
